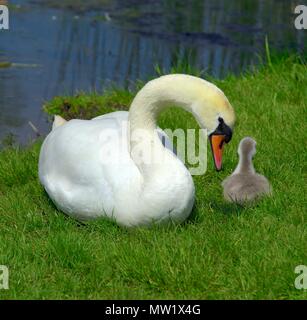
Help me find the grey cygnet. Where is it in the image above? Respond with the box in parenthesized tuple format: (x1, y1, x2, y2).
(222, 137, 272, 204)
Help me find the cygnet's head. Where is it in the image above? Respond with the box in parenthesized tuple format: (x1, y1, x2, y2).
(238, 137, 256, 159)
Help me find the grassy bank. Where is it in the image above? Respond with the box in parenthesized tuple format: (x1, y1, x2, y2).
(0, 56, 306, 299)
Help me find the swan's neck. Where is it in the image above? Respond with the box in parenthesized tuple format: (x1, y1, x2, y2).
(129, 76, 198, 139)
(233, 153, 255, 175)
(128, 74, 232, 175)
(128, 91, 182, 181)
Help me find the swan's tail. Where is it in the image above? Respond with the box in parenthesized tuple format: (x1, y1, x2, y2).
(52, 115, 67, 130)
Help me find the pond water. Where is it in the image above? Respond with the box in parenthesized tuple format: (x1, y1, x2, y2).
(0, 0, 305, 144)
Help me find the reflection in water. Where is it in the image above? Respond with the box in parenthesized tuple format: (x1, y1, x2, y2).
(0, 69, 25, 129)
(0, 0, 305, 144)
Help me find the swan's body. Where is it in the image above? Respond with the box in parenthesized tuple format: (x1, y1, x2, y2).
(39, 111, 191, 226)
(222, 137, 271, 204)
(39, 74, 235, 227)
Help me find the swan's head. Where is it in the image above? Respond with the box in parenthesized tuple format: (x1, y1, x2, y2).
(209, 117, 233, 171)
(192, 82, 235, 171)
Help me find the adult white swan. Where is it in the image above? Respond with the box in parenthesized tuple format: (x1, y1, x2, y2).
(39, 74, 235, 227)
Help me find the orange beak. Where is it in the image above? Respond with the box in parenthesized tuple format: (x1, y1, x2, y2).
(209, 134, 226, 171)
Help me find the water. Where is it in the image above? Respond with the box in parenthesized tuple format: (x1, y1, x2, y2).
(0, 0, 305, 144)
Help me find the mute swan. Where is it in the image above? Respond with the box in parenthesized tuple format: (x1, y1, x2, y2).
(222, 137, 271, 204)
(39, 74, 235, 226)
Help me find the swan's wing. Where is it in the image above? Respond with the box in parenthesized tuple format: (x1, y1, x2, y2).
(93, 110, 177, 155)
(52, 115, 67, 130)
(92, 111, 129, 121)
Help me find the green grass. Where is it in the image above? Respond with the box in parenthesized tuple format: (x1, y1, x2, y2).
(0, 56, 306, 299)
(43, 88, 134, 121)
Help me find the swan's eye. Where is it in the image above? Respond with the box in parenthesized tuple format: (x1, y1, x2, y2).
(213, 117, 232, 143)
